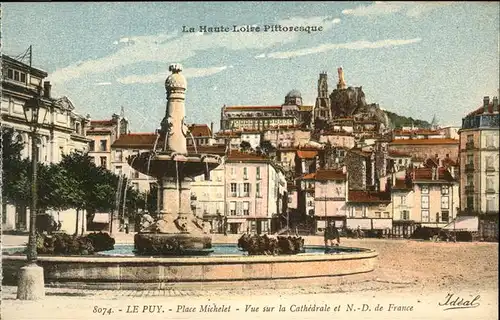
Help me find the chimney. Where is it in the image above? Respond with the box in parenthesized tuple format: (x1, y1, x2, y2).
(493, 97, 499, 112)
(210, 122, 214, 137)
(43, 81, 51, 99)
(342, 165, 347, 174)
(431, 167, 436, 180)
(392, 172, 396, 187)
(436, 167, 439, 180)
(483, 96, 490, 112)
(450, 166, 455, 179)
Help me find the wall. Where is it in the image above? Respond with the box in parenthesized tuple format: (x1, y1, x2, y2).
(389, 143, 459, 162)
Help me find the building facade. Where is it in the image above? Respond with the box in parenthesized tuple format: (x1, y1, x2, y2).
(312, 169, 348, 232)
(87, 114, 129, 170)
(410, 167, 459, 228)
(220, 91, 313, 131)
(224, 151, 287, 234)
(459, 96, 499, 239)
(1, 55, 91, 233)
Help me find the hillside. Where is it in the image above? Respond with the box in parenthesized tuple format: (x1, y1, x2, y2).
(384, 110, 431, 129)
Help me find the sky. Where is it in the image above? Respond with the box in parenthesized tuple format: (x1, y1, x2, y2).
(2, 2, 499, 132)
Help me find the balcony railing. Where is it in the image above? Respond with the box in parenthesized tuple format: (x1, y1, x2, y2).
(485, 166, 496, 173)
(465, 163, 475, 172)
(486, 144, 497, 150)
(466, 141, 474, 150)
(464, 185, 474, 193)
(485, 188, 496, 194)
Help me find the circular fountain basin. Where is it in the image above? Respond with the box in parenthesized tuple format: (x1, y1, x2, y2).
(2, 244, 378, 290)
(129, 151, 220, 178)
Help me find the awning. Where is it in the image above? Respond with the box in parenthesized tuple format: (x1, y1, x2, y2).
(92, 213, 110, 224)
(346, 218, 371, 229)
(443, 216, 478, 232)
(372, 218, 392, 230)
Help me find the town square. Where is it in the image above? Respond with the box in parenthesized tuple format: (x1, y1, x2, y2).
(1, 2, 499, 320)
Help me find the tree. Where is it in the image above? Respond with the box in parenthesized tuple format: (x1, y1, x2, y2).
(240, 141, 252, 152)
(59, 151, 118, 235)
(259, 140, 276, 156)
(1, 128, 29, 208)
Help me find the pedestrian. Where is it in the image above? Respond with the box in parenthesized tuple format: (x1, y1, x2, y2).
(125, 223, 129, 234)
(324, 220, 340, 248)
(223, 216, 228, 236)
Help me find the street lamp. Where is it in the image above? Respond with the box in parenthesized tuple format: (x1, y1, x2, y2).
(17, 86, 47, 300)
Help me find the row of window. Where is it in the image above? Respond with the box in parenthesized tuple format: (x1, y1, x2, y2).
(466, 174, 497, 190)
(420, 210, 450, 223)
(229, 182, 260, 197)
(420, 185, 449, 194)
(230, 167, 262, 180)
(467, 134, 498, 148)
(6, 68, 27, 83)
(466, 196, 498, 212)
(421, 195, 449, 210)
(89, 140, 108, 152)
(229, 201, 251, 215)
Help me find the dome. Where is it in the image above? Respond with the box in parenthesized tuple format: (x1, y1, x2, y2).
(285, 89, 302, 98)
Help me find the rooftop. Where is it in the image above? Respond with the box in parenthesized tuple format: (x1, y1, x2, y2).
(466, 101, 499, 117)
(315, 169, 347, 181)
(224, 105, 282, 111)
(393, 129, 442, 136)
(389, 138, 458, 145)
(90, 120, 116, 126)
(226, 150, 269, 161)
(189, 124, 212, 137)
(296, 150, 318, 159)
(348, 190, 391, 203)
(388, 150, 412, 157)
(412, 167, 456, 183)
(392, 179, 412, 190)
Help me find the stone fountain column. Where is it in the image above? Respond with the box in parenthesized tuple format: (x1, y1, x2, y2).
(132, 63, 217, 255)
(156, 177, 180, 234)
(164, 63, 188, 154)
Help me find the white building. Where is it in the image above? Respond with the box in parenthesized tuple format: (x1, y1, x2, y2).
(1, 55, 91, 234)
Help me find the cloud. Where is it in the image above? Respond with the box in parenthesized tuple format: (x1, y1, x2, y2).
(48, 16, 340, 86)
(116, 66, 231, 84)
(342, 2, 453, 17)
(94, 82, 113, 86)
(261, 38, 422, 59)
(342, 2, 403, 17)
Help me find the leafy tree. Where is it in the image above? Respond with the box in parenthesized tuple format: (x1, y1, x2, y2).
(259, 140, 276, 156)
(1, 128, 29, 207)
(59, 151, 118, 235)
(240, 141, 252, 152)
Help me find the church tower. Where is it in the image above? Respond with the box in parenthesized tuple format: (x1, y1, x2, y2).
(314, 72, 332, 121)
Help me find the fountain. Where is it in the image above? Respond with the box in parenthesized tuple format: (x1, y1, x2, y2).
(2, 63, 378, 290)
(129, 64, 221, 256)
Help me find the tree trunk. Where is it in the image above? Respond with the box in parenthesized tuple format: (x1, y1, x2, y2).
(80, 209, 85, 236)
(74, 208, 79, 236)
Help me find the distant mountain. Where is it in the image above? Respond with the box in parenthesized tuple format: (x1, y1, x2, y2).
(384, 110, 431, 129)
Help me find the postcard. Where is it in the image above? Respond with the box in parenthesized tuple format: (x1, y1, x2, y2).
(1, 2, 498, 320)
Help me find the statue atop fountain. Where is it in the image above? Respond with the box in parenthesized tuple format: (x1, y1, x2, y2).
(130, 63, 221, 256)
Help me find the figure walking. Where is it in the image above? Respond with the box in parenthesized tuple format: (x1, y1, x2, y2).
(324, 220, 340, 249)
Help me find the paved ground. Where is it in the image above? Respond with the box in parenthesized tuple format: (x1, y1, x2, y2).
(2, 233, 498, 320)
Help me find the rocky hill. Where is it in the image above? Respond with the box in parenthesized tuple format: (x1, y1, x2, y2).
(384, 110, 431, 129)
(329, 86, 430, 129)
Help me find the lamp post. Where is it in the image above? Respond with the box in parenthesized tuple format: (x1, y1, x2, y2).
(17, 86, 47, 300)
